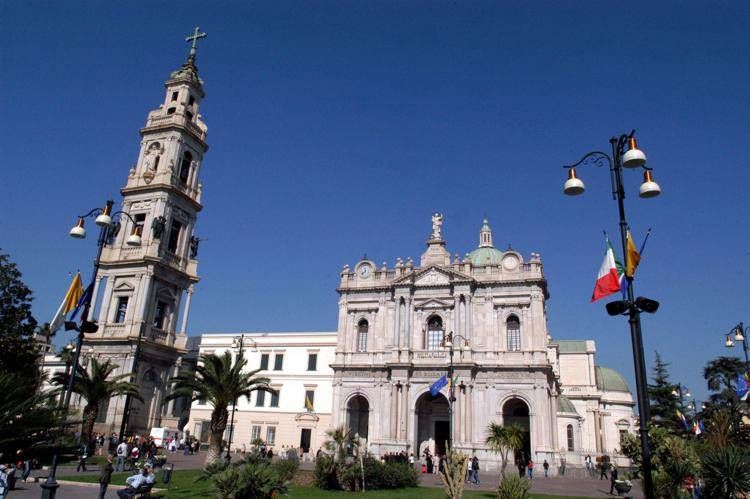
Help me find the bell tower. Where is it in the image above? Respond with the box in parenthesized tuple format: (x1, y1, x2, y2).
(81, 28, 209, 436)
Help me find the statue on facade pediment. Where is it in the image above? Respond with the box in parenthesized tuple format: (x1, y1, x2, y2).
(431, 212, 444, 240)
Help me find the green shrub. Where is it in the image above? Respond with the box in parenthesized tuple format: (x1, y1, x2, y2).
(211, 461, 288, 499)
(497, 473, 531, 499)
(701, 447, 750, 499)
(314, 455, 419, 491)
(314, 454, 340, 490)
(272, 458, 300, 483)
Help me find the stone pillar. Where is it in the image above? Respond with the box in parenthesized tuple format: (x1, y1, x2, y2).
(405, 298, 412, 349)
(393, 299, 400, 347)
(137, 272, 154, 331)
(399, 383, 409, 441)
(87, 275, 104, 321)
(466, 384, 473, 446)
(454, 386, 462, 445)
(97, 276, 114, 324)
(465, 296, 472, 340)
(180, 284, 195, 336)
(391, 383, 398, 440)
(454, 296, 459, 335)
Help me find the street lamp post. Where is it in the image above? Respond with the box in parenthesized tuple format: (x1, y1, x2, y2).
(41, 201, 142, 499)
(225, 334, 250, 461)
(442, 331, 470, 452)
(562, 131, 662, 499)
(724, 322, 750, 372)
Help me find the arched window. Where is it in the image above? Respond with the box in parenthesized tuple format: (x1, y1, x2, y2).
(357, 319, 368, 352)
(426, 316, 444, 351)
(507, 315, 521, 351)
(179, 151, 192, 184)
(566, 424, 574, 451)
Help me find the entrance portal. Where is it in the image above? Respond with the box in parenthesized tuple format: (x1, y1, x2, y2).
(346, 395, 369, 440)
(502, 398, 531, 461)
(415, 391, 450, 457)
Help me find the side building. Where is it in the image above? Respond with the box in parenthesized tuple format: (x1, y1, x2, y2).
(186, 332, 336, 456)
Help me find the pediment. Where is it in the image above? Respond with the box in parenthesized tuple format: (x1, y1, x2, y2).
(415, 269, 451, 286)
(414, 298, 452, 310)
(114, 281, 135, 292)
(295, 411, 320, 422)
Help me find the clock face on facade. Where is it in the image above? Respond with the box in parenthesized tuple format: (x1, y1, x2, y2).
(359, 264, 372, 278)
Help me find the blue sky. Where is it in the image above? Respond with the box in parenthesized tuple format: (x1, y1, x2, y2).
(2, 1, 749, 405)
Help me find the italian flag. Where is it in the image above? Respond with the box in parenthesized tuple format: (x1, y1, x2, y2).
(591, 239, 623, 302)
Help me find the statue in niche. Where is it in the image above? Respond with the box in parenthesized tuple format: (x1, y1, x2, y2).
(189, 236, 201, 258)
(151, 216, 166, 239)
(431, 212, 444, 240)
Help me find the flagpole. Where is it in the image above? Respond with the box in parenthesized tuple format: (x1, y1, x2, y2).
(41, 206, 111, 499)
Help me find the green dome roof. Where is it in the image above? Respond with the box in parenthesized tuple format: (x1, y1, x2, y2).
(557, 395, 579, 415)
(595, 366, 631, 393)
(467, 246, 504, 266)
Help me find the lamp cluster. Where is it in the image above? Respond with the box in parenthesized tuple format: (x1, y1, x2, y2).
(563, 137, 662, 198)
(69, 202, 142, 246)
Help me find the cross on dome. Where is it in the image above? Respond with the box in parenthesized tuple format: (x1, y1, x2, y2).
(185, 26, 207, 66)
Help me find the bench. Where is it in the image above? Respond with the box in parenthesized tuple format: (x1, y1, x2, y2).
(133, 483, 154, 498)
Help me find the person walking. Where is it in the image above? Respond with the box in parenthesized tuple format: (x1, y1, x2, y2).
(0, 464, 8, 499)
(76, 442, 88, 472)
(98, 454, 114, 499)
(116, 440, 128, 472)
(543, 459, 549, 478)
(471, 456, 480, 485)
(527, 458, 534, 479)
(609, 466, 618, 495)
(599, 460, 609, 481)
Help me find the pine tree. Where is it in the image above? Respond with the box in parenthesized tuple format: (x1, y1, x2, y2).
(0, 251, 40, 378)
(648, 351, 681, 433)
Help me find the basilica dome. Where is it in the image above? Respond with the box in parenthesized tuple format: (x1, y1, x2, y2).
(595, 366, 631, 393)
(467, 218, 504, 266)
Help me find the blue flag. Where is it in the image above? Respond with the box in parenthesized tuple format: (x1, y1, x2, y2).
(430, 374, 447, 397)
(69, 282, 94, 321)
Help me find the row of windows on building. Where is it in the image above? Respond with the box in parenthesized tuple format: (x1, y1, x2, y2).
(208, 388, 315, 411)
(224, 424, 276, 446)
(354, 314, 523, 352)
(256, 353, 318, 372)
(112, 296, 170, 330)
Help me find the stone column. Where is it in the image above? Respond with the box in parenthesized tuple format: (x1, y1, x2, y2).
(466, 384, 473, 446)
(97, 276, 114, 325)
(137, 272, 154, 330)
(456, 385, 463, 444)
(393, 299, 400, 347)
(454, 296, 460, 335)
(87, 275, 104, 321)
(391, 383, 398, 440)
(465, 296, 472, 340)
(405, 298, 412, 349)
(399, 383, 409, 441)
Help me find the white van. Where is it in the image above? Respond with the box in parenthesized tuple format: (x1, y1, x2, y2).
(149, 427, 181, 447)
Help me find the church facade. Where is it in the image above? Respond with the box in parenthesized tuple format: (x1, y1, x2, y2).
(331, 216, 636, 471)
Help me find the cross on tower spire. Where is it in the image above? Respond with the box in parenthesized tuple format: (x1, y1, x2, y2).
(185, 26, 207, 66)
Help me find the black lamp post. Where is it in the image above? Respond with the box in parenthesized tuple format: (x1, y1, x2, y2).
(41, 201, 142, 499)
(562, 131, 662, 499)
(225, 334, 250, 461)
(724, 322, 750, 372)
(441, 331, 470, 452)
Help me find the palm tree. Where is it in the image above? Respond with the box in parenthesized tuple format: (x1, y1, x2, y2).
(165, 351, 273, 464)
(51, 357, 142, 444)
(323, 425, 360, 466)
(485, 422, 524, 475)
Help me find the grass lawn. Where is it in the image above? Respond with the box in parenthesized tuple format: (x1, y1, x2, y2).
(60, 470, 591, 499)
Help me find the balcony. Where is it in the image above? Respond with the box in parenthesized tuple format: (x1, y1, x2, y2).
(144, 113, 207, 142)
(146, 327, 174, 346)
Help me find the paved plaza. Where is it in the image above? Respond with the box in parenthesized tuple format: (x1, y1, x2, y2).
(12, 452, 642, 499)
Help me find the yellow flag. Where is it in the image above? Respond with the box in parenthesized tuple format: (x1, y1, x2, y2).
(305, 395, 314, 412)
(625, 231, 641, 278)
(49, 272, 85, 333)
(63, 273, 84, 313)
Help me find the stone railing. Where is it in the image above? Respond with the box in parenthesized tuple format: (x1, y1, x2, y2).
(146, 113, 207, 142)
(147, 327, 174, 346)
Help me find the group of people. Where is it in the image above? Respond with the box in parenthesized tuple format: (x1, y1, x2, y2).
(112, 436, 158, 472)
(94, 453, 156, 499)
(382, 450, 412, 464)
(0, 450, 35, 497)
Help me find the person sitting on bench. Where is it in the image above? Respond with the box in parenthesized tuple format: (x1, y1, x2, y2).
(117, 467, 154, 498)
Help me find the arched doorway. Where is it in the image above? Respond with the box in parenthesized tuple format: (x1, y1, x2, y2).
(346, 395, 369, 440)
(415, 391, 450, 458)
(502, 398, 531, 462)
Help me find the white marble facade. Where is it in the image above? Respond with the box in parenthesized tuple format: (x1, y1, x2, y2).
(330, 216, 636, 472)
